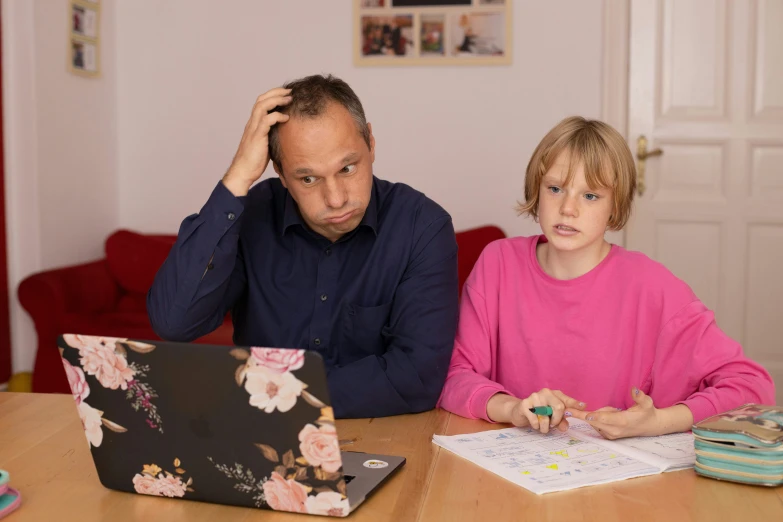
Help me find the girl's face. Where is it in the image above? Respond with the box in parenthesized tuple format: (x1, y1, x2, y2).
(537, 151, 613, 256)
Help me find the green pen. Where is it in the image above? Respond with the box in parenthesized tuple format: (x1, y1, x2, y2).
(529, 406, 553, 416)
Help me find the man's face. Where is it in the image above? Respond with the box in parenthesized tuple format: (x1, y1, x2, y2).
(275, 103, 375, 243)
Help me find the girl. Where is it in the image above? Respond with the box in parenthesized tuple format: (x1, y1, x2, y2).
(438, 116, 775, 439)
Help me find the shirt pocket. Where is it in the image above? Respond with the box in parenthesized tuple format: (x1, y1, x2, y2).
(341, 301, 392, 361)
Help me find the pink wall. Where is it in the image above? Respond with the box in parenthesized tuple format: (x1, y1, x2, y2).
(116, 1, 605, 240)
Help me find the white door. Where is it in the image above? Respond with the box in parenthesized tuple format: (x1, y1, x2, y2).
(626, 0, 783, 404)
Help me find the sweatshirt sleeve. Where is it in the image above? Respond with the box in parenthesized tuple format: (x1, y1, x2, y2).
(649, 300, 776, 423)
(437, 247, 511, 422)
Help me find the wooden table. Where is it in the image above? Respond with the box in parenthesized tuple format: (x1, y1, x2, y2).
(1, 393, 781, 521)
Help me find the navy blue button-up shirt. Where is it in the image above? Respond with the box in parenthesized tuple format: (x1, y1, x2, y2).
(147, 177, 459, 418)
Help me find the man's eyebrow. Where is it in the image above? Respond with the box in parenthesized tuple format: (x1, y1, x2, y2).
(292, 152, 361, 176)
(341, 152, 360, 164)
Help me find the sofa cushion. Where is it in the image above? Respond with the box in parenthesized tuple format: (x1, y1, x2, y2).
(105, 230, 176, 295)
(455, 225, 506, 295)
(116, 294, 149, 313)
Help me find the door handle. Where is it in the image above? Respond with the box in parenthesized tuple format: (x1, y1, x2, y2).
(636, 135, 663, 196)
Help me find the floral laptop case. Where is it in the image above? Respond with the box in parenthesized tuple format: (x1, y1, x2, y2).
(58, 334, 404, 517)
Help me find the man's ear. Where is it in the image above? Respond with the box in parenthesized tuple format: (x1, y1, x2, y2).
(367, 122, 376, 164)
(273, 162, 287, 188)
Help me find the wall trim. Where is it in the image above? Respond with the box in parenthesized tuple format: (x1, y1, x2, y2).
(602, 0, 631, 137)
(601, 0, 631, 247)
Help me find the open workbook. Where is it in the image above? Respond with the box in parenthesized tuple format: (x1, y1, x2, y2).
(432, 418, 695, 494)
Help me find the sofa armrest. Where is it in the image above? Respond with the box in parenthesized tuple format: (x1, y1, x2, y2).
(19, 260, 122, 394)
(18, 259, 121, 321)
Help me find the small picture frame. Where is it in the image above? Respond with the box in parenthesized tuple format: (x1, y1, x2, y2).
(359, 14, 416, 57)
(71, 2, 99, 40)
(354, 0, 511, 66)
(448, 11, 506, 58)
(420, 14, 446, 56)
(70, 37, 99, 77)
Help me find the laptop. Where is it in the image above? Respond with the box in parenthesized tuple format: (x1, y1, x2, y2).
(57, 334, 405, 517)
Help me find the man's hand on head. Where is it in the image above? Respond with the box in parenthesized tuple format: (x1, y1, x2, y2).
(222, 87, 292, 197)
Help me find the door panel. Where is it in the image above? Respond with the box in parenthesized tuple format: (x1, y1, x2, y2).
(627, 0, 783, 403)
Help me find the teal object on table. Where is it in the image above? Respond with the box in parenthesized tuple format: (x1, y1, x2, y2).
(693, 404, 783, 487)
(0, 469, 21, 519)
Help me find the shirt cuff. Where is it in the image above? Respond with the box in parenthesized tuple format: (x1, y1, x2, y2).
(678, 395, 716, 425)
(200, 181, 247, 224)
(469, 384, 510, 422)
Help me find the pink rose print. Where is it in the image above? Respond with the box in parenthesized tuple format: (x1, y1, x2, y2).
(154, 474, 188, 498)
(132, 474, 161, 496)
(298, 423, 342, 473)
(74, 336, 135, 390)
(132, 461, 192, 498)
(62, 357, 90, 405)
(209, 455, 346, 511)
(61, 334, 94, 351)
(77, 401, 104, 448)
(262, 472, 308, 513)
(132, 473, 187, 497)
(62, 334, 164, 433)
(250, 348, 305, 373)
(305, 491, 350, 516)
(245, 365, 304, 413)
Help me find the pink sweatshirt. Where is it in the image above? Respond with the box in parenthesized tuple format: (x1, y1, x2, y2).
(438, 236, 775, 423)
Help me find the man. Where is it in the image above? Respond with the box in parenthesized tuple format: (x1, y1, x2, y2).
(148, 74, 459, 418)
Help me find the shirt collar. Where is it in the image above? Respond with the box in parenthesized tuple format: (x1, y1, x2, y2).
(281, 177, 379, 238)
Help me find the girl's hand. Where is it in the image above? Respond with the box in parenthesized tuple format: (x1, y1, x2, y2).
(566, 387, 692, 439)
(488, 389, 587, 434)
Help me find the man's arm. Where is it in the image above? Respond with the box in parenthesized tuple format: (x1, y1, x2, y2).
(327, 216, 459, 418)
(148, 87, 292, 341)
(147, 182, 248, 341)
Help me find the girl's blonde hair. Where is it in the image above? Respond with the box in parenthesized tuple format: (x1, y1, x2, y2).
(516, 116, 636, 231)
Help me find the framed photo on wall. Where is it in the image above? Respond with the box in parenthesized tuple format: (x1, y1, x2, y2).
(354, 0, 511, 66)
(69, 0, 101, 77)
(70, 2, 98, 39)
(69, 37, 99, 77)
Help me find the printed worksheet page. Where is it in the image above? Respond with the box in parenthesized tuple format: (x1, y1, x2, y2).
(567, 420, 695, 471)
(433, 423, 664, 494)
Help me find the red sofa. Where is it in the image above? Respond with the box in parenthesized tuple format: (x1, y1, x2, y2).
(18, 225, 505, 394)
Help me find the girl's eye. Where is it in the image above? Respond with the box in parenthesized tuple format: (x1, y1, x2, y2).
(585, 193, 599, 201)
(548, 186, 561, 194)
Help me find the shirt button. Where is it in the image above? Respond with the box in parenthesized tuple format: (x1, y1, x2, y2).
(314, 338, 321, 346)
(227, 212, 236, 221)
(325, 248, 331, 256)
(320, 294, 328, 302)
(207, 263, 215, 270)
